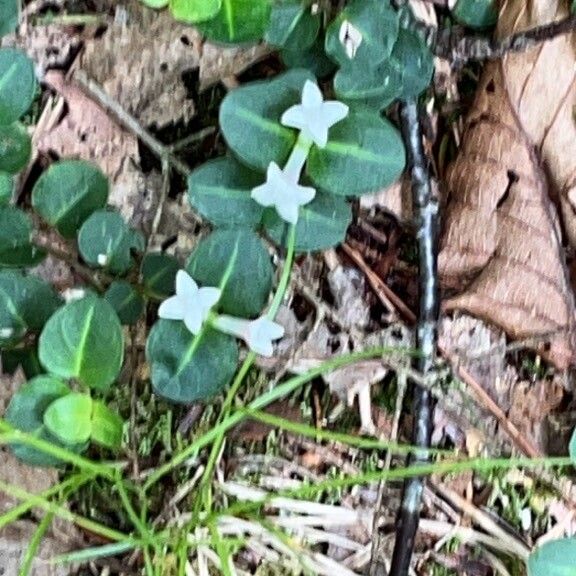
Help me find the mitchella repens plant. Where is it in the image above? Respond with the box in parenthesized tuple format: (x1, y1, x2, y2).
(0, 0, 430, 468)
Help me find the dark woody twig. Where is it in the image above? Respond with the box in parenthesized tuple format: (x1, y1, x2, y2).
(386, 98, 440, 576)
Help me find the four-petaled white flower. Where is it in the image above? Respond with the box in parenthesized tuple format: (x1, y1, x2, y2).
(212, 314, 285, 357)
(281, 80, 349, 148)
(251, 161, 316, 225)
(158, 270, 221, 335)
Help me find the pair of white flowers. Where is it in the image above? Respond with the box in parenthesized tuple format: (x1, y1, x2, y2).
(251, 80, 349, 225)
(159, 82, 349, 354)
(159, 270, 283, 357)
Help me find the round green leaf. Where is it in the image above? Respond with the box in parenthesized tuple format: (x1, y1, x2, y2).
(281, 34, 336, 78)
(0, 0, 19, 37)
(0, 207, 45, 268)
(453, 0, 498, 29)
(186, 229, 273, 318)
(187, 156, 264, 227)
(44, 393, 93, 445)
(141, 252, 179, 300)
(0, 171, 13, 205)
(219, 68, 314, 172)
(104, 280, 144, 325)
(0, 48, 36, 126)
(392, 29, 434, 100)
(333, 59, 402, 110)
(140, 0, 169, 7)
(147, 320, 238, 403)
(78, 210, 144, 274)
(32, 160, 109, 238)
(169, 0, 221, 22)
(324, 0, 399, 69)
(527, 538, 576, 576)
(91, 400, 124, 450)
(263, 191, 352, 252)
(39, 296, 124, 391)
(307, 109, 406, 196)
(265, 1, 319, 50)
(195, 0, 271, 43)
(0, 122, 31, 174)
(0, 270, 61, 346)
(5, 375, 75, 467)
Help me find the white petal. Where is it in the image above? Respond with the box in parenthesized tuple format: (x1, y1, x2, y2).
(183, 306, 204, 335)
(197, 287, 221, 311)
(260, 319, 285, 339)
(251, 182, 276, 207)
(321, 101, 349, 128)
(292, 184, 316, 206)
(249, 338, 274, 357)
(276, 200, 300, 224)
(306, 120, 330, 148)
(301, 80, 323, 108)
(158, 295, 185, 321)
(280, 105, 306, 131)
(176, 270, 198, 299)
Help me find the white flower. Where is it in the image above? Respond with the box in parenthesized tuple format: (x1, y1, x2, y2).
(251, 162, 315, 225)
(281, 80, 349, 148)
(158, 270, 221, 335)
(211, 314, 285, 357)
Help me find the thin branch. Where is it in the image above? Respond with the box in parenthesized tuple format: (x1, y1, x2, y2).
(436, 14, 576, 65)
(387, 98, 440, 576)
(73, 70, 192, 179)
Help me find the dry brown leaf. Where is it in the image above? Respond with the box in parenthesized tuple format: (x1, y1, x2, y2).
(36, 71, 159, 229)
(439, 0, 576, 368)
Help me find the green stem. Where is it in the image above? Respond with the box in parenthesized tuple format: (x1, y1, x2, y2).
(18, 513, 53, 576)
(197, 225, 296, 502)
(143, 346, 400, 491)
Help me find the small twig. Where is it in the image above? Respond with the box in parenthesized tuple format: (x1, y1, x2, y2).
(384, 99, 440, 576)
(341, 243, 415, 324)
(73, 70, 192, 179)
(33, 235, 105, 291)
(439, 14, 576, 65)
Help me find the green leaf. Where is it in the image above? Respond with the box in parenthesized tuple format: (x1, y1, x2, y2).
(219, 68, 314, 171)
(570, 428, 576, 463)
(281, 34, 336, 78)
(453, 0, 498, 29)
(0, 48, 36, 126)
(307, 109, 405, 196)
(195, 0, 271, 44)
(0, 207, 45, 268)
(325, 0, 399, 69)
(38, 296, 124, 391)
(186, 228, 273, 318)
(78, 210, 144, 274)
(392, 29, 434, 99)
(0, 270, 61, 346)
(169, 0, 221, 22)
(44, 393, 93, 445)
(265, 1, 319, 51)
(527, 538, 576, 576)
(5, 375, 76, 467)
(0, 171, 13, 205)
(0, 122, 31, 174)
(147, 320, 238, 403)
(104, 280, 144, 325)
(187, 156, 264, 227)
(32, 160, 109, 238)
(141, 253, 179, 300)
(140, 0, 169, 7)
(333, 59, 402, 110)
(0, 0, 19, 37)
(90, 400, 124, 450)
(263, 191, 351, 252)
